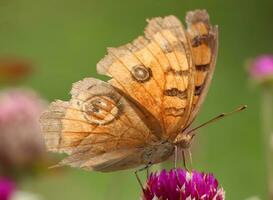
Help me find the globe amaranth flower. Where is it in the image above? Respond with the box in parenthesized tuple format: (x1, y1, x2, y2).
(247, 55, 273, 85)
(0, 88, 46, 173)
(143, 169, 225, 200)
(0, 177, 16, 200)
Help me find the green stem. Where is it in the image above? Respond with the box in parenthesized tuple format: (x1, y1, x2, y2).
(261, 87, 273, 199)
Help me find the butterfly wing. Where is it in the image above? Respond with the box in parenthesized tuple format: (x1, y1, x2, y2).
(183, 10, 219, 128)
(40, 78, 157, 170)
(97, 15, 196, 141)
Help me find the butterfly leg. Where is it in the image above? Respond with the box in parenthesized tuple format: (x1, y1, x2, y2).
(135, 162, 152, 190)
(146, 167, 150, 179)
(182, 150, 189, 171)
(174, 145, 183, 186)
(188, 149, 193, 166)
(174, 145, 178, 169)
(135, 170, 144, 191)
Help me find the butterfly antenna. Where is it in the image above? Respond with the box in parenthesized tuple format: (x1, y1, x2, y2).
(186, 105, 247, 136)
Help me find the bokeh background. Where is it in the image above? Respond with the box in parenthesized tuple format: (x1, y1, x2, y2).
(1, 0, 273, 199)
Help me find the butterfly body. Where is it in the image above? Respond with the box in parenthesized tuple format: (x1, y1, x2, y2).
(40, 10, 218, 172)
(141, 140, 174, 165)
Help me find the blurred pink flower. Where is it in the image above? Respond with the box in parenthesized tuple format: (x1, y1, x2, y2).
(0, 88, 46, 172)
(0, 177, 16, 200)
(248, 55, 273, 84)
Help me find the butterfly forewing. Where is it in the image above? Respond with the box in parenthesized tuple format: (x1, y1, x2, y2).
(97, 15, 196, 141)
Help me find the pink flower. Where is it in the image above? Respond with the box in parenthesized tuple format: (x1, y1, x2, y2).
(143, 169, 225, 200)
(0, 177, 16, 200)
(0, 88, 46, 171)
(248, 55, 273, 83)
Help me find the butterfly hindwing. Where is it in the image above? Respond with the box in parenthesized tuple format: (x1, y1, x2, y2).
(184, 10, 219, 127)
(40, 78, 156, 170)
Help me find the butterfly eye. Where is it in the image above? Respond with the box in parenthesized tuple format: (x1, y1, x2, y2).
(82, 96, 119, 125)
(131, 65, 152, 83)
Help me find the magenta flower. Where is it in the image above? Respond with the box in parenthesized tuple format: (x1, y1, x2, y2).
(0, 177, 16, 200)
(248, 55, 273, 84)
(143, 169, 225, 200)
(0, 88, 46, 172)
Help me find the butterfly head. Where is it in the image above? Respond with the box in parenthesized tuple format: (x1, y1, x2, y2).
(174, 134, 193, 149)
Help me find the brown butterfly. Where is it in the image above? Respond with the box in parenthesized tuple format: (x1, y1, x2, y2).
(40, 10, 244, 176)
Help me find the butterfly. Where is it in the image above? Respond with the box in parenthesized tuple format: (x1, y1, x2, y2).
(41, 10, 220, 173)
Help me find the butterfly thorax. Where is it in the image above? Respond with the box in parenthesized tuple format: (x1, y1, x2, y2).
(174, 134, 192, 149)
(142, 140, 174, 165)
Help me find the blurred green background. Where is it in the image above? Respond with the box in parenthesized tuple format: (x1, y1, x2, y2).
(1, 0, 273, 199)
